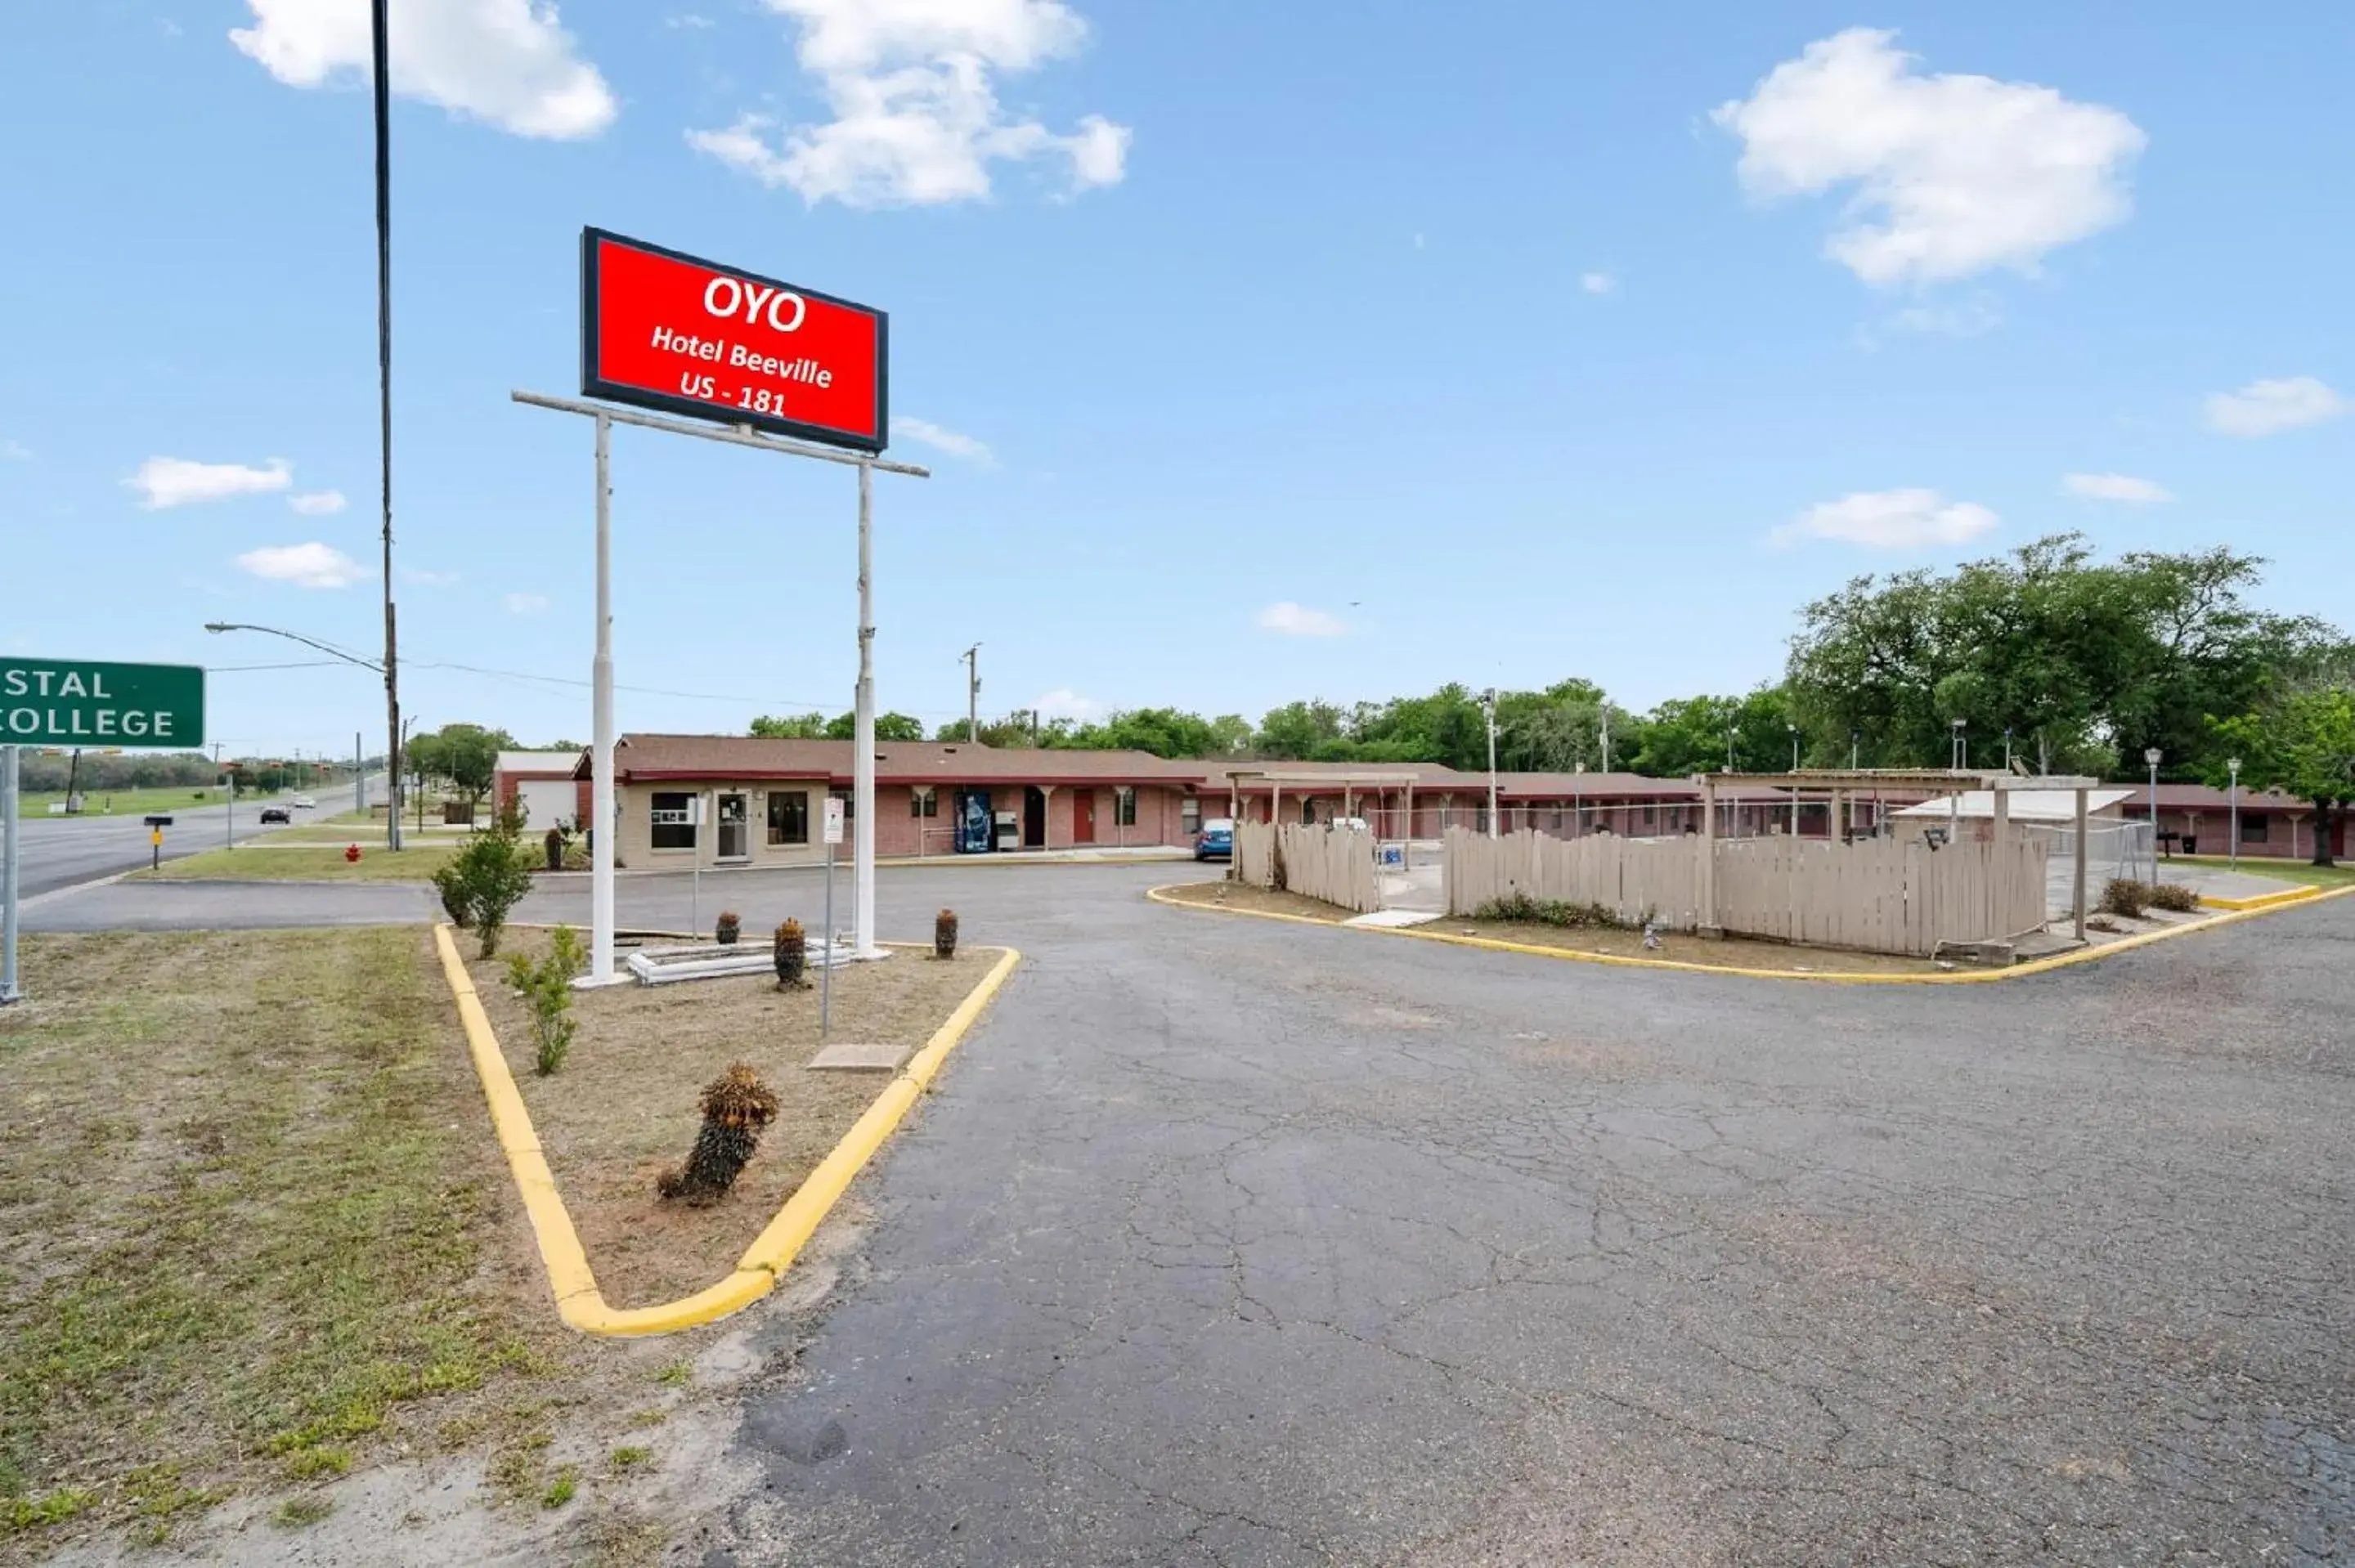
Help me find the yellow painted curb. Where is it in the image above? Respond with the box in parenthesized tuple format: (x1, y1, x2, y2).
(2196, 883, 2321, 912)
(1144, 882, 2355, 986)
(433, 925, 1020, 1337)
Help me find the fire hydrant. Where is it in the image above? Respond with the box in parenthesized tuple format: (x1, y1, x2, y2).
(344, 844, 361, 863)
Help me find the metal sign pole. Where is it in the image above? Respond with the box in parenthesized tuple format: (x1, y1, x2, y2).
(822, 842, 834, 1045)
(1, 745, 20, 1005)
(853, 460, 878, 957)
(590, 411, 617, 983)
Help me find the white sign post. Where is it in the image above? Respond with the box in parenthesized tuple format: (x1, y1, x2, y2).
(516, 392, 927, 986)
(822, 794, 845, 1042)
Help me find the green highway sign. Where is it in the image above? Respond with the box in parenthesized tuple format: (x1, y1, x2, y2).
(0, 657, 204, 748)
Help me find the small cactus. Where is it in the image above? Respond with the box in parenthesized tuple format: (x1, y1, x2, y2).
(656, 1064, 780, 1206)
(715, 910, 741, 946)
(934, 907, 959, 959)
(774, 918, 806, 988)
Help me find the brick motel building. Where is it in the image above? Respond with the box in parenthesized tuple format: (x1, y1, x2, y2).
(571, 735, 1216, 867)
(512, 734, 2339, 866)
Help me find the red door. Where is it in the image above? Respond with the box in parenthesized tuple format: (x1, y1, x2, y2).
(1074, 790, 1097, 844)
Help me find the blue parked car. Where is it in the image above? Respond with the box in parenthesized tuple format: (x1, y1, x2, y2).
(1194, 818, 1234, 860)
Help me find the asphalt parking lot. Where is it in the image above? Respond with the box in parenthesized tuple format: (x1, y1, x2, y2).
(23, 863, 2353, 1564)
(686, 867, 2352, 1566)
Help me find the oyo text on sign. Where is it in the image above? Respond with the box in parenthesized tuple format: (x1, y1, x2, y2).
(581, 227, 887, 453)
(0, 658, 204, 746)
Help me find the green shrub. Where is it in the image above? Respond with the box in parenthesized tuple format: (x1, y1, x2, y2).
(503, 926, 583, 1076)
(2097, 878, 2151, 918)
(1473, 892, 1639, 930)
(2146, 880, 2201, 913)
(433, 827, 537, 956)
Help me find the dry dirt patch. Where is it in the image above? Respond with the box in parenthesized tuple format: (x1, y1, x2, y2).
(464, 931, 994, 1312)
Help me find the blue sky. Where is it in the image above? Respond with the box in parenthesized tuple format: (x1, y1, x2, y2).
(2, 1, 2347, 759)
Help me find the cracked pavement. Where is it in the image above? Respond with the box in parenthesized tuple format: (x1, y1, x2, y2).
(682, 871, 2353, 1566)
(87, 855, 2302, 1566)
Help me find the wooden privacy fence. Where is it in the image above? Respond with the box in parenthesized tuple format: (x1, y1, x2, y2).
(1443, 828, 2048, 957)
(1233, 821, 1383, 914)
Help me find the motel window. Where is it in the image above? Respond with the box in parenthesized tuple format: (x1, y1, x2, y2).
(650, 792, 697, 851)
(1550, 809, 1564, 830)
(831, 786, 855, 820)
(1302, 796, 1317, 826)
(1115, 786, 1138, 827)
(1182, 797, 1200, 835)
(1643, 805, 1657, 827)
(910, 786, 938, 818)
(2241, 814, 2268, 844)
(768, 791, 809, 845)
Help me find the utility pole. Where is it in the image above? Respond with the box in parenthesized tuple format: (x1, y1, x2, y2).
(371, 0, 402, 853)
(961, 644, 981, 743)
(1481, 688, 1499, 839)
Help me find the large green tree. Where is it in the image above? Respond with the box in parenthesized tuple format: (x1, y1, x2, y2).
(1786, 535, 2335, 777)
(752, 711, 922, 741)
(410, 724, 513, 809)
(2210, 684, 2355, 867)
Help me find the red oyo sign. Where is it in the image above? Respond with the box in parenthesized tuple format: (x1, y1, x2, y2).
(580, 227, 887, 453)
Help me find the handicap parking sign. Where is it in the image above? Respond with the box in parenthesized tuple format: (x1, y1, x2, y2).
(1378, 843, 1404, 868)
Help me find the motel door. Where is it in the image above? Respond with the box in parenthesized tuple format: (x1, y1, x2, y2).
(1074, 790, 1097, 844)
(715, 792, 749, 862)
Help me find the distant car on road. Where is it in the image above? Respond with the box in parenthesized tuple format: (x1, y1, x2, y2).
(1195, 818, 1234, 860)
(258, 806, 293, 825)
(293, 795, 316, 809)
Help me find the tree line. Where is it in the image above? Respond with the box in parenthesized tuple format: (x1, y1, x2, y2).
(738, 536, 2349, 862)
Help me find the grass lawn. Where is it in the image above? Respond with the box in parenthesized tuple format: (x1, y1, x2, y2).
(466, 930, 997, 1310)
(2172, 853, 2355, 890)
(0, 930, 585, 1552)
(129, 841, 464, 883)
(18, 786, 227, 819)
(1155, 879, 1943, 974)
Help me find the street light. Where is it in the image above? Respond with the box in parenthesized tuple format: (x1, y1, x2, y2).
(2145, 746, 2163, 882)
(2003, 726, 2014, 772)
(2227, 756, 2241, 868)
(1950, 717, 1966, 770)
(204, 622, 400, 849)
(1726, 724, 1738, 772)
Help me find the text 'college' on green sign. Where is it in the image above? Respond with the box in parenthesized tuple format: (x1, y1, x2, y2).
(0, 658, 204, 748)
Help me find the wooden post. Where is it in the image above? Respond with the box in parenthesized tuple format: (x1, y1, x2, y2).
(1402, 780, 1415, 871)
(1699, 775, 1721, 939)
(1271, 780, 1281, 832)
(2072, 785, 2088, 943)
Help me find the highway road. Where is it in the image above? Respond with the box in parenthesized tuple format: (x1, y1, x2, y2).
(7, 775, 387, 899)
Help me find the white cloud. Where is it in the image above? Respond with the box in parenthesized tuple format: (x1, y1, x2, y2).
(666, 12, 714, 27)
(127, 456, 292, 509)
(1032, 688, 1105, 722)
(399, 566, 461, 587)
(0, 439, 30, 461)
(231, 0, 616, 140)
(1256, 601, 1348, 638)
(289, 489, 347, 515)
(236, 541, 366, 589)
(1771, 489, 1999, 549)
(1714, 28, 2144, 285)
(2204, 376, 2347, 437)
(687, 0, 1129, 207)
(505, 592, 551, 615)
(1579, 271, 1616, 295)
(889, 415, 994, 464)
(2062, 472, 2173, 504)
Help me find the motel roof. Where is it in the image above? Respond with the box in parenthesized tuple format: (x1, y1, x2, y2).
(590, 734, 1209, 788)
